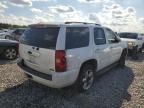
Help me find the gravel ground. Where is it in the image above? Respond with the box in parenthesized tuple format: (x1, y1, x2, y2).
(0, 54, 143, 108)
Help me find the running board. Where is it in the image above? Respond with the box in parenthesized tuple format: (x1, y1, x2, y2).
(96, 62, 118, 76)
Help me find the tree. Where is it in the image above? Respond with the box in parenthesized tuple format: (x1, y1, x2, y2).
(0, 23, 27, 29)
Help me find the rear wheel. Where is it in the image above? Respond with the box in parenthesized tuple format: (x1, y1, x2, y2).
(76, 64, 95, 92)
(3, 48, 17, 60)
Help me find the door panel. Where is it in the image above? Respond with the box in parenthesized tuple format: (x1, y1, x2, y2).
(93, 27, 111, 71)
(109, 43, 122, 62)
(94, 45, 111, 71)
(104, 28, 122, 63)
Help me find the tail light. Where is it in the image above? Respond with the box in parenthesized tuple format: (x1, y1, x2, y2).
(55, 50, 67, 72)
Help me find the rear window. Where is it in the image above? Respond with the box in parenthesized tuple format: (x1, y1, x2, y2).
(13, 29, 25, 34)
(119, 33, 138, 39)
(66, 27, 89, 49)
(20, 27, 60, 49)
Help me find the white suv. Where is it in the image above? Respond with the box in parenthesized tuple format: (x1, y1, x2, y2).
(119, 32, 143, 53)
(18, 22, 127, 91)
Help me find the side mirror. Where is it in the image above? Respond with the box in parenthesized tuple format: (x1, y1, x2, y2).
(114, 36, 121, 43)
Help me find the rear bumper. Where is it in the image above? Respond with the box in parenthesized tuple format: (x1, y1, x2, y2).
(17, 59, 78, 88)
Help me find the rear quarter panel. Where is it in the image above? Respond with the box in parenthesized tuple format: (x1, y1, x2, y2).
(65, 27, 94, 72)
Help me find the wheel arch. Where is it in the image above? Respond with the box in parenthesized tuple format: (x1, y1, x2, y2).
(79, 59, 97, 73)
(74, 59, 98, 91)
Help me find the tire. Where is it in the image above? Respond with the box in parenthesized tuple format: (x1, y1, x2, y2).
(142, 43, 144, 49)
(3, 47, 17, 60)
(132, 46, 138, 59)
(139, 48, 142, 53)
(118, 50, 127, 67)
(5, 35, 10, 39)
(76, 64, 95, 92)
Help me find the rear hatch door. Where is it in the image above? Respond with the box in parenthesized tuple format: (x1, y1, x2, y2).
(19, 26, 60, 74)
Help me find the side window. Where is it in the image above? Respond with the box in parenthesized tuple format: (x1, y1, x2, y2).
(105, 28, 118, 44)
(19, 29, 25, 34)
(14, 29, 19, 34)
(94, 28, 106, 45)
(66, 27, 89, 49)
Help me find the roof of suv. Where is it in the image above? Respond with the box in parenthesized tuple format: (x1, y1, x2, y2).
(29, 22, 102, 28)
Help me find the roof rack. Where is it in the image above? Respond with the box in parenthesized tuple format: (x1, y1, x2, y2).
(65, 22, 101, 26)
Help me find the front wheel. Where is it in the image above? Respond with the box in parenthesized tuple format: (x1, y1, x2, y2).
(142, 43, 144, 49)
(132, 47, 138, 59)
(118, 50, 127, 67)
(5, 35, 10, 39)
(3, 48, 18, 60)
(76, 64, 95, 92)
(139, 47, 143, 53)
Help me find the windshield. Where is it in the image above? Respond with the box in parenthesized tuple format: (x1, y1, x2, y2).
(20, 27, 60, 49)
(119, 33, 138, 39)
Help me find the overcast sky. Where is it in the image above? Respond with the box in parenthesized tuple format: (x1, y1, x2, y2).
(0, 0, 144, 33)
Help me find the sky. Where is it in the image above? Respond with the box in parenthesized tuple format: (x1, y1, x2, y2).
(0, 0, 144, 33)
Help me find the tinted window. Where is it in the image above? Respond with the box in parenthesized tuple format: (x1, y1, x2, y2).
(14, 29, 25, 34)
(105, 28, 117, 44)
(19, 29, 25, 34)
(119, 33, 138, 39)
(13, 29, 19, 34)
(66, 27, 89, 49)
(94, 28, 106, 45)
(20, 27, 60, 49)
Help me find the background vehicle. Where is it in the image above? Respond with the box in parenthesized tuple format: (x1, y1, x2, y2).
(1, 29, 9, 33)
(0, 30, 13, 39)
(0, 39, 19, 60)
(119, 32, 143, 53)
(6, 28, 26, 41)
(18, 22, 127, 91)
(141, 33, 144, 49)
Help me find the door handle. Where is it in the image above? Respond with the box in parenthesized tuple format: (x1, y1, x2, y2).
(28, 51, 40, 57)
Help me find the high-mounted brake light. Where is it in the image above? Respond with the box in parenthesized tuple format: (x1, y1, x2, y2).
(55, 50, 67, 72)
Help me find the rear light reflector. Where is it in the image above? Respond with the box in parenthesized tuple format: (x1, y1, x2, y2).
(55, 50, 67, 72)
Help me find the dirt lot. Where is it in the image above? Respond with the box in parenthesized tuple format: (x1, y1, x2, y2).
(0, 54, 144, 108)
